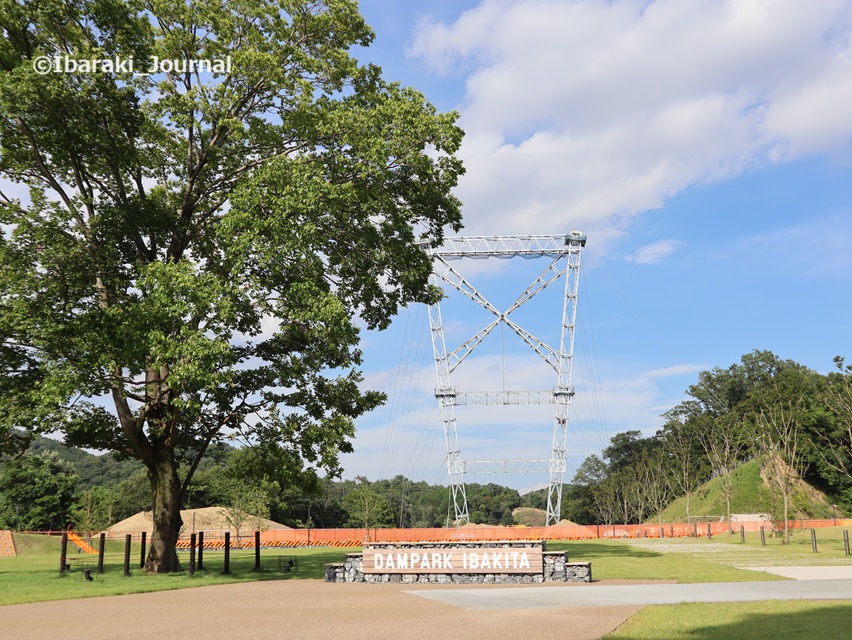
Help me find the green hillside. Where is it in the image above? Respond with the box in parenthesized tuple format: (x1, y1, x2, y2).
(655, 459, 837, 523)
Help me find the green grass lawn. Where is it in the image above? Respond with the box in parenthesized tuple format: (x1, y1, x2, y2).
(0, 534, 348, 606)
(547, 539, 785, 583)
(606, 600, 852, 639)
(621, 526, 852, 568)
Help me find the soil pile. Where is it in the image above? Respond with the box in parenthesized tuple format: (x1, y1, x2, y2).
(105, 507, 291, 537)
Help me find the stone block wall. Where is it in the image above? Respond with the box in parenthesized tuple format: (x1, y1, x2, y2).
(323, 540, 591, 584)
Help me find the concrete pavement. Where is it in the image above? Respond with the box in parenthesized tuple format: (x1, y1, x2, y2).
(746, 566, 852, 580)
(405, 578, 852, 610)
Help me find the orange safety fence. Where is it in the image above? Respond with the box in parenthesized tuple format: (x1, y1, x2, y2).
(166, 518, 850, 548)
(20, 519, 852, 548)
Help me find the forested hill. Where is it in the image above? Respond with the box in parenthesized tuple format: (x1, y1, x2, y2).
(2, 350, 850, 532)
(3, 435, 545, 531)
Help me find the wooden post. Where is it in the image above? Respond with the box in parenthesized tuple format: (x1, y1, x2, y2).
(97, 533, 106, 574)
(197, 531, 204, 571)
(670, 525, 674, 538)
(139, 531, 147, 569)
(811, 528, 818, 553)
(189, 533, 196, 576)
(123, 534, 131, 577)
(59, 532, 68, 576)
(740, 526, 745, 544)
(844, 530, 850, 556)
(254, 531, 261, 570)
(760, 525, 766, 547)
(224, 532, 230, 575)
(707, 523, 712, 540)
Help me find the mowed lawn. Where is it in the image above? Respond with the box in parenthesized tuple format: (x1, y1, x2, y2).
(606, 600, 852, 639)
(0, 534, 344, 606)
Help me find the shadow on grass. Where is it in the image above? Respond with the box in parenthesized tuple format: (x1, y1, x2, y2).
(178, 548, 351, 581)
(611, 601, 852, 640)
(547, 541, 661, 559)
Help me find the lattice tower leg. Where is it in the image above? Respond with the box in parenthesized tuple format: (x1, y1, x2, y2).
(428, 296, 470, 525)
(545, 245, 582, 525)
(441, 397, 470, 525)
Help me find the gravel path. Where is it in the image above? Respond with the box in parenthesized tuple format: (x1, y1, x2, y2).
(0, 580, 640, 640)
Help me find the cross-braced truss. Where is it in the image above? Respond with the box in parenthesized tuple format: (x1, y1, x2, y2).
(422, 231, 586, 526)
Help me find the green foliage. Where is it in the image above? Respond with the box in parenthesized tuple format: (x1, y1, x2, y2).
(574, 351, 852, 528)
(0, 0, 463, 571)
(70, 486, 117, 533)
(341, 477, 395, 528)
(0, 452, 78, 530)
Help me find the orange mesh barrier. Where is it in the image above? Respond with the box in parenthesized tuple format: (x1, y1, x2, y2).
(160, 518, 845, 548)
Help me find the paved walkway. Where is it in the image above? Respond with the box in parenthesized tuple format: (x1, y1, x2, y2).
(406, 578, 852, 610)
(747, 566, 852, 580)
(0, 580, 641, 640)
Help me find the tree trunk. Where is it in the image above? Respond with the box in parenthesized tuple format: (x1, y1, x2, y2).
(724, 484, 732, 533)
(783, 492, 789, 545)
(144, 448, 183, 573)
(685, 492, 691, 525)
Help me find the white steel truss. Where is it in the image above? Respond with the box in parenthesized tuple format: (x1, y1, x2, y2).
(423, 231, 586, 526)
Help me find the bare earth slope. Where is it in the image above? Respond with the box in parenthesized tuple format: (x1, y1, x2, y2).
(105, 507, 291, 537)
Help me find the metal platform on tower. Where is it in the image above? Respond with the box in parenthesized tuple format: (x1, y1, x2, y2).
(420, 230, 587, 526)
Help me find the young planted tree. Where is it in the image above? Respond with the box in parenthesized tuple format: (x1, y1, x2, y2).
(0, 0, 463, 572)
(754, 401, 804, 544)
(697, 414, 746, 532)
(342, 477, 394, 529)
(660, 403, 707, 526)
(591, 476, 619, 533)
(643, 453, 673, 538)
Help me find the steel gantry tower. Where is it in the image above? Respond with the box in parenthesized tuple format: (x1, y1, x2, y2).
(422, 231, 587, 526)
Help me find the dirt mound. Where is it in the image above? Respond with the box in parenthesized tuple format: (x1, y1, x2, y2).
(556, 518, 580, 527)
(105, 507, 291, 537)
(512, 507, 547, 526)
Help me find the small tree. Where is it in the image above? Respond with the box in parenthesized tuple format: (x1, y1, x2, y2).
(661, 403, 706, 525)
(223, 487, 271, 544)
(698, 414, 747, 532)
(342, 477, 393, 529)
(591, 477, 619, 534)
(643, 454, 673, 538)
(71, 486, 117, 535)
(755, 401, 804, 545)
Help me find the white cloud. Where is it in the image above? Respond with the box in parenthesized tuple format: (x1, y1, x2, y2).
(411, 0, 852, 238)
(642, 363, 707, 379)
(627, 238, 684, 264)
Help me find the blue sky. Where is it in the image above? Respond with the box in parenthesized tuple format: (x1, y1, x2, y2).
(340, 0, 852, 492)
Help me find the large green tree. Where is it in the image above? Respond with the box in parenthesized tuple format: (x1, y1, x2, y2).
(0, 0, 463, 572)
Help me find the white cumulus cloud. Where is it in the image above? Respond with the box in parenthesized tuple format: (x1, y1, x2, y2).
(627, 238, 685, 264)
(411, 0, 852, 242)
